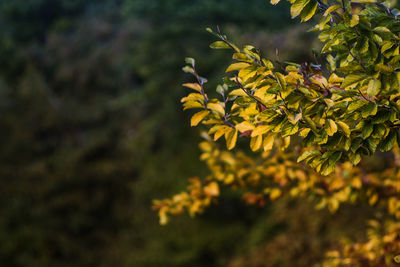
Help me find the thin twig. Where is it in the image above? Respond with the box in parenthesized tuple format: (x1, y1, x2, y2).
(234, 76, 268, 110)
(191, 63, 209, 108)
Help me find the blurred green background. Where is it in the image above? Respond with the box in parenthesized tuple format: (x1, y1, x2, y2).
(0, 0, 365, 266)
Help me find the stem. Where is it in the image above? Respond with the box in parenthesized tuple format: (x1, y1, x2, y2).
(357, 87, 372, 102)
(222, 90, 236, 129)
(216, 26, 238, 52)
(277, 89, 289, 110)
(192, 64, 209, 108)
(216, 26, 265, 67)
(234, 76, 268, 110)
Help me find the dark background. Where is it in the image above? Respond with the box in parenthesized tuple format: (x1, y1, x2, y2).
(0, 0, 364, 266)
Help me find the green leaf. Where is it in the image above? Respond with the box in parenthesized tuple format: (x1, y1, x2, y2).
(326, 54, 336, 71)
(372, 110, 391, 124)
(375, 63, 395, 73)
(210, 41, 231, 49)
(373, 26, 392, 35)
(281, 121, 299, 137)
(182, 66, 195, 74)
(349, 151, 362, 165)
(323, 5, 341, 16)
(381, 41, 394, 53)
(275, 72, 286, 91)
(300, 0, 318, 22)
(325, 119, 337, 136)
(291, 0, 310, 18)
(297, 150, 321, 163)
(365, 138, 378, 154)
(361, 102, 378, 118)
(216, 85, 224, 96)
(337, 121, 351, 138)
(321, 162, 337, 176)
(367, 79, 381, 97)
(380, 130, 396, 152)
(362, 122, 373, 139)
(185, 57, 195, 66)
(304, 116, 317, 132)
(341, 73, 367, 88)
(372, 124, 386, 139)
(328, 151, 342, 166)
(344, 138, 351, 151)
(351, 137, 363, 153)
(348, 100, 367, 113)
(270, 0, 281, 4)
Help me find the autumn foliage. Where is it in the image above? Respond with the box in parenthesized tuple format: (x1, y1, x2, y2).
(154, 0, 400, 265)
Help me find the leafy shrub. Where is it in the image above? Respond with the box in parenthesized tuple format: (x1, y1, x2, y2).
(155, 0, 400, 265)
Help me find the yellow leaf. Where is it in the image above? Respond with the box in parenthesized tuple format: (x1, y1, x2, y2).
(310, 75, 328, 88)
(337, 121, 351, 138)
(323, 4, 341, 16)
(341, 73, 366, 88)
(285, 72, 303, 84)
(214, 128, 226, 141)
(183, 101, 204, 110)
(251, 125, 272, 137)
(351, 177, 362, 189)
(191, 110, 210, 126)
(369, 193, 378, 205)
(395, 255, 400, 263)
(202, 119, 221, 125)
(226, 62, 250, 72)
(181, 93, 204, 102)
(269, 188, 282, 201)
(282, 136, 291, 150)
(238, 68, 257, 82)
(182, 83, 202, 92)
(235, 121, 255, 133)
(253, 86, 270, 99)
(159, 207, 169, 225)
(328, 198, 339, 213)
(288, 113, 302, 124)
(300, 1, 318, 22)
(299, 128, 311, 137)
(199, 141, 212, 152)
(207, 103, 225, 116)
(208, 125, 223, 134)
(204, 182, 220, 197)
(263, 133, 276, 151)
(350, 14, 359, 27)
(328, 73, 344, 84)
(291, 0, 310, 18)
(250, 135, 263, 151)
(225, 128, 238, 150)
(367, 79, 381, 97)
(325, 119, 337, 136)
(229, 89, 247, 96)
(275, 72, 286, 91)
(189, 200, 202, 217)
